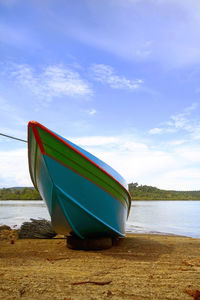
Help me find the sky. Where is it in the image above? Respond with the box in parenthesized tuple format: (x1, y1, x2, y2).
(1, 0, 200, 190)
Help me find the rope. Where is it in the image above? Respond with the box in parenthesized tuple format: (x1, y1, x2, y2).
(0, 133, 27, 143)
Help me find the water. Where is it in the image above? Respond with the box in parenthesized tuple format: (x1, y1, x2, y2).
(126, 201, 200, 238)
(0, 200, 199, 238)
(0, 201, 50, 228)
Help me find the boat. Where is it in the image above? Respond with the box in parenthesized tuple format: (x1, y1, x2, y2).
(28, 121, 131, 239)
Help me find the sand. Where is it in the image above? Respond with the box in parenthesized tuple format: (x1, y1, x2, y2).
(0, 231, 200, 300)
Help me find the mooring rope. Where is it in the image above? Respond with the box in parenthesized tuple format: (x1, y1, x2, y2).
(0, 132, 27, 143)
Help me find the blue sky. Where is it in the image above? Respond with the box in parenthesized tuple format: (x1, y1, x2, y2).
(1, 0, 200, 190)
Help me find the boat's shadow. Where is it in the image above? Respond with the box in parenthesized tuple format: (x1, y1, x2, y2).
(102, 235, 173, 262)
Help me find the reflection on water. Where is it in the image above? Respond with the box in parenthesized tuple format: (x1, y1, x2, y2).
(0, 200, 50, 227)
(0, 200, 199, 238)
(126, 201, 200, 238)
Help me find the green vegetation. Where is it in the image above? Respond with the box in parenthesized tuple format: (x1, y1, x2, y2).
(128, 183, 200, 200)
(0, 187, 42, 200)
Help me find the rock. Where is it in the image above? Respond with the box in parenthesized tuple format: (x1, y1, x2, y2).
(0, 225, 11, 231)
(0, 229, 18, 241)
(67, 235, 113, 250)
(18, 219, 56, 239)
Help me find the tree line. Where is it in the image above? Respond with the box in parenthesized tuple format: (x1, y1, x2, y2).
(0, 184, 200, 200)
(0, 187, 41, 200)
(128, 183, 200, 200)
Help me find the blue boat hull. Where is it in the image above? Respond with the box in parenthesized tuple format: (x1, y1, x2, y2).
(28, 121, 131, 239)
(39, 154, 127, 238)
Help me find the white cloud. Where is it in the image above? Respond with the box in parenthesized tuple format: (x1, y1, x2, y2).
(0, 148, 32, 188)
(10, 64, 93, 100)
(168, 140, 187, 146)
(87, 109, 97, 115)
(90, 64, 143, 90)
(190, 126, 200, 140)
(149, 128, 163, 135)
(159, 168, 200, 191)
(184, 102, 198, 113)
(174, 145, 200, 163)
(1, 133, 200, 190)
(72, 136, 118, 147)
(168, 103, 198, 131)
(71, 134, 200, 190)
(149, 103, 200, 139)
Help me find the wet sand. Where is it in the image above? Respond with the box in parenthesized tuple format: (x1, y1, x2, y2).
(0, 231, 200, 300)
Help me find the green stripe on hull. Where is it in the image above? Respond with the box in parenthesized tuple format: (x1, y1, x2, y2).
(37, 127, 129, 208)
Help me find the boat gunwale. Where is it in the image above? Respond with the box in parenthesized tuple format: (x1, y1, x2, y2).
(28, 121, 131, 209)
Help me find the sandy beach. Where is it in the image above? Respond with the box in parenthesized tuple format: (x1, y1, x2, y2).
(0, 230, 200, 300)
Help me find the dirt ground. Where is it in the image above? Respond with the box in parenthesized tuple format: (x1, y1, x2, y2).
(0, 231, 200, 300)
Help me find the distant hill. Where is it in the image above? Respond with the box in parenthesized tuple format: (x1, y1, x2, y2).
(9, 187, 34, 190)
(128, 183, 200, 200)
(0, 187, 41, 200)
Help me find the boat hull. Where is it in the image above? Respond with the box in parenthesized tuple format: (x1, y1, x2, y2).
(28, 121, 131, 238)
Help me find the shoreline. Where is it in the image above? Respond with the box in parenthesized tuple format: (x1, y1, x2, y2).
(0, 231, 200, 299)
(1, 223, 199, 239)
(1, 221, 199, 239)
